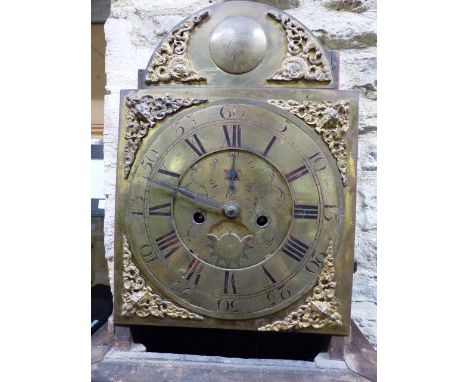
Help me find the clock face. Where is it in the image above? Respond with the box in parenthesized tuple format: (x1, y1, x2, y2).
(125, 102, 343, 320)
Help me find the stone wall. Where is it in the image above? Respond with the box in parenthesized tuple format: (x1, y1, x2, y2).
(104, 0, 377, 347)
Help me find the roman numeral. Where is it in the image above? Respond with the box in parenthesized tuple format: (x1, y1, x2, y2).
(224, 271, 237, 294)
(223, 125, 242, 148)
(285, 165, 309, 183)
(281, 235, 310, 262)
(148, 202, 172, 217)
(262, 265, 277, 286)
(155, 230, 180, 259)
(184, 134, 206, 156)
(184, 258, 203, 285)
(140, 244, 157, 264)
(309, 152, 327, 171)
(294, 203, 318, 220)
(157, 169, 181, 179)
(263, 135, 277, 156)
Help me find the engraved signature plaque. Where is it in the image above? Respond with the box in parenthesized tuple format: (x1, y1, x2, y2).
(209, 16, 267, 74)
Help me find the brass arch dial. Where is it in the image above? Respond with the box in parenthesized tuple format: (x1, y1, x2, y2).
(122, 100, 347, 322)
(114, 0, 358, 335)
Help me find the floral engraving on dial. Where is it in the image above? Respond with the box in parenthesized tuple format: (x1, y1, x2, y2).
(124, 94, 207, 179)
(258, 240, 342, 331)
(172, 150, 293, 270)
(267, 12, 332, 83)
(146, 11, 209, 84)
(268, 99, 350, 186)
(121, 235, 203, 320)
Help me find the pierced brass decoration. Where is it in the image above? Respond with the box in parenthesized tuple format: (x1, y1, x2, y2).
(123, 94, 207, 179)
(267, 12, 331, 82)
(269, 99, 350, 185)
(258, 241, 342, 331)
(146, 11, 209, 84)
(121, 235, 203, 320)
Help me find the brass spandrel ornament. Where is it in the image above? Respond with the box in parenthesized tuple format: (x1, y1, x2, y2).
(145, 11, 209, 84)
(121, 235, 203, 320)
(123, 94, 207, 179)
(114, 1, 358, 336)
(266, 12, 332, 83)
(268, 99, 350, 185)
(258, 240, 342, 331)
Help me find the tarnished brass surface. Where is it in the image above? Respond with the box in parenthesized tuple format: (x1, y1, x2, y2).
(258, 240, 342, 331)
(114, 1, 357, 335)
(114, 86, 358, 334)
(268, 99, 350, 185)
(121, 235, 203, 320)
(209, 16, 267, 74)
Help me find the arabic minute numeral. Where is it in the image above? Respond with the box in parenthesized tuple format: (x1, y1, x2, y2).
(323, 204, 338, 221)
(309, 152, 327, 171)
(140, 243, 157, 264)
(217, 298, 238, 313)
(266, 285, 291, 307)
(220, 105, 245, 120)
(140, 149, 159, 174)
(305, 250, 326, 273)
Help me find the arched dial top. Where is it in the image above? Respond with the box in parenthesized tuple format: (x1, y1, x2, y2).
(142, 0, 337, 88)
(125, 102, 344, 320)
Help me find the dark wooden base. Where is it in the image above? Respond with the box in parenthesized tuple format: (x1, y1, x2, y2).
(92, 319, 376, 381)
(342, 321, 377, 381)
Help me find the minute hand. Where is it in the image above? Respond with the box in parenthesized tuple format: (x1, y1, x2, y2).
(143, 176, 224, 210)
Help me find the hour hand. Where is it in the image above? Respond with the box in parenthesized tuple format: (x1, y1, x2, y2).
(143, 176, 224, 211)
(227, 153, 239, 191)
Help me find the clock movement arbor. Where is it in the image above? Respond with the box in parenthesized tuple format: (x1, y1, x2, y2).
(113, 0, 358, 336)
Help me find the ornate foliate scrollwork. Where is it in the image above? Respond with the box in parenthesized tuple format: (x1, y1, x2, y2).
(269, 99, 350, 186)
(267, 12, 332, 82)
(146, 11, 209, 84)
(258, 241, 342, 331)
(123, 94, 207, 179)
(121, 235, 203, 320)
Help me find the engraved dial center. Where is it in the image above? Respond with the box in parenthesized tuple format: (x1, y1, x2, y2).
(172, 150, 293, 270)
